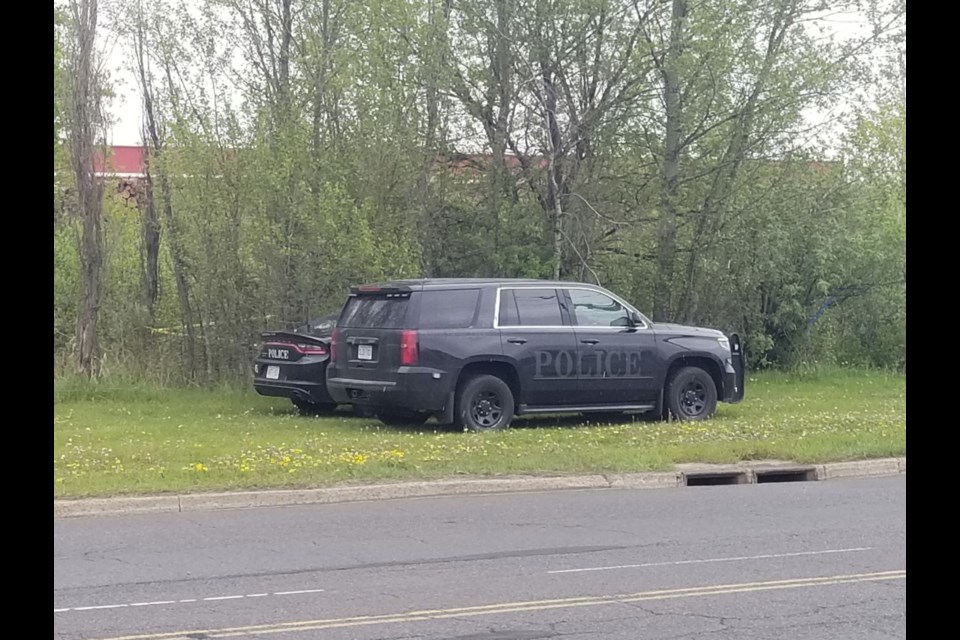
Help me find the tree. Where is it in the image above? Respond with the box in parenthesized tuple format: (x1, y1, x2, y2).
(53, 0, 907, 381)
(444, 0, 655, 280)
(66, 0, 106, 378)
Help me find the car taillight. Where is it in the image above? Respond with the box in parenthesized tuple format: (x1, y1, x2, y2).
(400, 330, 418, 366)
(331, 329, 339, 361)
(296, 343, 327, 355)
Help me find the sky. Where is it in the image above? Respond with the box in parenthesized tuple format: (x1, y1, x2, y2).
(101, 5, 883, 148)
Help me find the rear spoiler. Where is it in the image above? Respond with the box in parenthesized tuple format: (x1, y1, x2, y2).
(348, 284, 413, 297)
(259, 330, 328, 344)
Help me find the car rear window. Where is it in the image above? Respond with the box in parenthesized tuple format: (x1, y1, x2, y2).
(418, 289, 480, 329)
(339, 294, 411, 329)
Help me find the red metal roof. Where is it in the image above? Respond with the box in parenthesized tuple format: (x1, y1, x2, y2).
(94, 145, 147, 177)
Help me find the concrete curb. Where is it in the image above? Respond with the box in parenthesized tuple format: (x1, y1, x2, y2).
(816, 458, 902, 480)
(54, 457, 904, 519)
(53, 495, 181, 519)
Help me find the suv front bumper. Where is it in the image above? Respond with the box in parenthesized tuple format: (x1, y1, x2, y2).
(720, 363, 740, 403)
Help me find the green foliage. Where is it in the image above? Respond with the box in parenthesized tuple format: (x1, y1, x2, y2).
(53, 0, 906, 382)
(54, 223, 80, 364)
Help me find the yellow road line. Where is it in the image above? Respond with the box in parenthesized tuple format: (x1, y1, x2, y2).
(91, 570, 906, 640)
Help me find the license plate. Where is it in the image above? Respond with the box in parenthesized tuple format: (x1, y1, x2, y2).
(266, 365, 280, 380)
(358, 345, 373, 360)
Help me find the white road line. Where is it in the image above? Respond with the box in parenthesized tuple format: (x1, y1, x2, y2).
(547, 547, 874, 574)
(54, 588, 327, 614)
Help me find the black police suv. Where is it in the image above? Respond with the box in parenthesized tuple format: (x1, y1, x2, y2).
(326, 279, 744, 430)
(253, 313, 340, 414)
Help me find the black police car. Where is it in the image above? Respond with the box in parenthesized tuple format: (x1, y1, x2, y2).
(326, 279, 744, 430)
(253, 313, 340, 414)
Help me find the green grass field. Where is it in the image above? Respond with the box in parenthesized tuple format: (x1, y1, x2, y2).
(53, 368, 906, 498)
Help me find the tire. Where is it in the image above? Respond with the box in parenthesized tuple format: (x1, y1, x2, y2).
(665, 366, 718, 421)
(292, 398, 337, 415)
(456, 374, 515, 432)
(376, 410, 430, 428)
(352, 405, 376, 418)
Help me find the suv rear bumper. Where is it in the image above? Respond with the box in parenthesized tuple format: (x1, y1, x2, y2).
(327, 367, 452, 414)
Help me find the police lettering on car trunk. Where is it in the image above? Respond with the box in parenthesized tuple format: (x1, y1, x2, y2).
(325, 279, 745, 432)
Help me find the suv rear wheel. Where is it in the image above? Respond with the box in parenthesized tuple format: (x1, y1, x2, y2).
(665, 366, 718, 421)
(292, 398, 337, 416)
(456, 374, 515, 432)
(376, 410, 430, 428)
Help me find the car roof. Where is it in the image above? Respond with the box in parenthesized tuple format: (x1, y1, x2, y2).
(353, 278, 602, 291)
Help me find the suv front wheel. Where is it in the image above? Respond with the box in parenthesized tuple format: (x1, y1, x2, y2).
(666, 367, 718, 421)
(456, 375, 515, 432)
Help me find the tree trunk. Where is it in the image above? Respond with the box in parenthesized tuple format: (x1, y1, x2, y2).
(675, 0, 795, 323)
(143, 12, 199, 379)
(140, 167, 161, 318)
(160, 171, 198, 379)
(417, 1, 447, 275)
(134, 3, 160, 319)
(540, 58, 564, 280)
(69, 0, 104, 378)
(653, 0, 686, 322)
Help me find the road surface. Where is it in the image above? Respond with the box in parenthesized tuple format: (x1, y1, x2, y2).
(54, 475, 906, 639)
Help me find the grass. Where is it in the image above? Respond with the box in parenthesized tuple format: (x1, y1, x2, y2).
(53, 368, 906, 498)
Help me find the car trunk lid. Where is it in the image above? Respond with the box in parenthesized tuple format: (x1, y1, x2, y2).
(258, 331, 329, 362)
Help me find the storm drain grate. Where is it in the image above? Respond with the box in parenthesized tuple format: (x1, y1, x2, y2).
(683, 472, 749, 486)
(754, 468, 818, 483)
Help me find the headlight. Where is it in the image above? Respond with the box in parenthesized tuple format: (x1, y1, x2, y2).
(718, 337, 730, 351)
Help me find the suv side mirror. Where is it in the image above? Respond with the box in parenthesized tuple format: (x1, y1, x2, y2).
(629, 311, 643, 326)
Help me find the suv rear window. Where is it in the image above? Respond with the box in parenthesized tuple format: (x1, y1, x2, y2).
(418, 289, 480, 329)
(498, 288, 564, 327)
(339, 294, 411, 329)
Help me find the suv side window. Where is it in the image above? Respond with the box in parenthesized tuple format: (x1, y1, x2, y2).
(499, 288, 564, 327)
(568, 289, 631, 327)
(418, 289, 480, 329)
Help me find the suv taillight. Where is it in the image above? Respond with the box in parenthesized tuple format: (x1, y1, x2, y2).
(331, 329, 339, 361)
(400, 330, 419, 366)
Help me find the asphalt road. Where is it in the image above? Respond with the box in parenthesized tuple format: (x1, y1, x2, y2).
(54, 476, 906, 640)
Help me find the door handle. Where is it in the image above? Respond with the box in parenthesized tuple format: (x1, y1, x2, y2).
(580, 339, 600, 345)
(506, 338, 528, 345)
